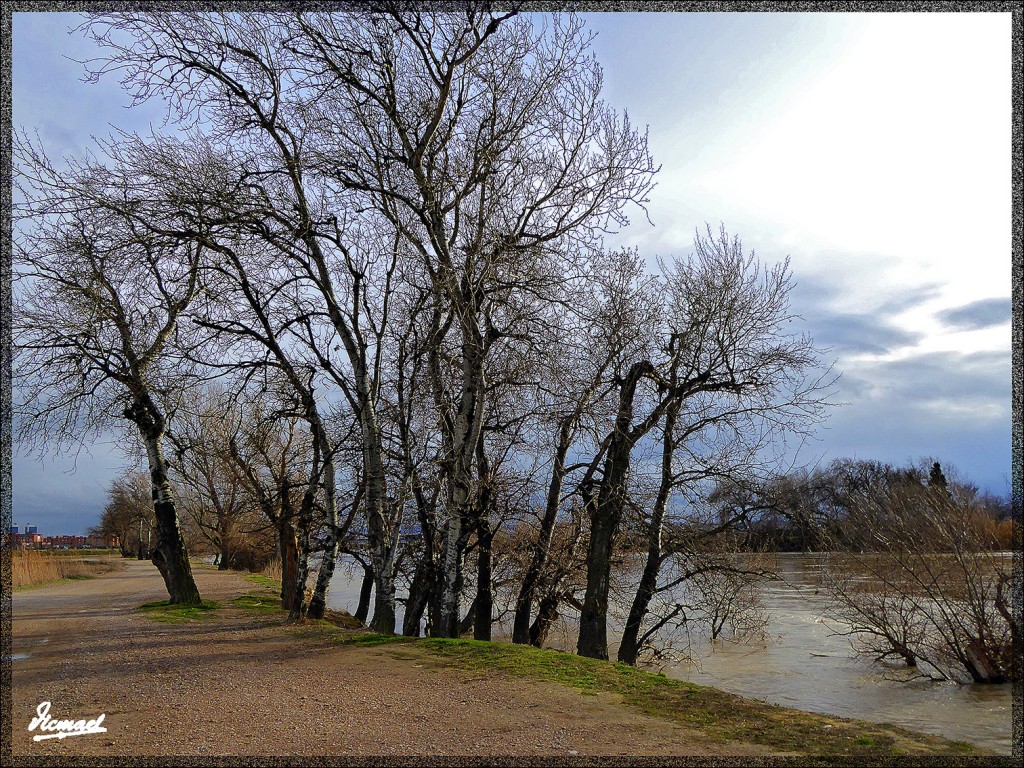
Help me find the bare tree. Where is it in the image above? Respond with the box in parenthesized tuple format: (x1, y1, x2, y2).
(818, 475, 1019, 683)
(223, 392, 314, 611)
(80, 10, 422, 630)
(171, 386, 276, 571)
(510, 247, 645, 644)
(77, 8, 658, 638)
(577, 226, 832, 660)
(284, 8, 657, 637)
(12, 134, 215, 604)
(91, 469, 157, 559)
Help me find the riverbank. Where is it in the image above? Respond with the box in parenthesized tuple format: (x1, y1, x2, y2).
(8, 560, 1007, 761)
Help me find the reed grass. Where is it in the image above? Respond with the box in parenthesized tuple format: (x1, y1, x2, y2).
(260, 557, 282, 582)
(11, 549, 121, 589)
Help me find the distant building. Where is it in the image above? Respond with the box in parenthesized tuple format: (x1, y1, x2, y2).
(3, 529, 120, 550)
(16, 532, 44, 548)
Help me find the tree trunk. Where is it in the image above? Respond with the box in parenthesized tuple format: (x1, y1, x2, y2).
(434, 323, 486, 638)
(577, 511, 616, 659)
(133, 411, 201, 606)
(459, 595, 477, 636)
(436, 512, 466, 637)
(963, 638, 1007, 684)
(617, 551, 661, 665)
(290, 526, 310, 621)
(513, 420, 572, 644)
(577, 368, 644, 659)
(529, 592, 560, 648)
(289, 447, 319, 622)
(360, 400, 398, 634)
(307, 441, 339, 620)
(217, 532, 232, 571)
(279, 520, 299, 612)
(355, 561, 374, 625)
(474, 518, 493, 641)
(369, 526, 400, 634)
(403, 555, 433, 637)
(370, 570, 397, 633)
(618, 397, 678, 666)
(307, 538, 337, 620)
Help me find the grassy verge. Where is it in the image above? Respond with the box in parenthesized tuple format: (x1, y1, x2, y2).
(16, 576, 99, 591)
(233, 574, 366, 630)
(411, 638, 983, 758)
(222, 581, 984, 757)
(231, 574, 286, 614)
(231, 593, 283, 614)
(27, 548, 121, 557)
(139, 599, 221, 623)
(333, 632, 984, 758)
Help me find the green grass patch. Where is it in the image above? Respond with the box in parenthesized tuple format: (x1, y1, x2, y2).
(233, 573, 285, 617)
(139, 599, 220, 623)
(231, 593, 283, 614)
(342, 632, 416, 647)
(244, 573, 281, 590)
(949, 741, 976, 752)
(229, 589, 369, 640)
(404, 638, 985, 758)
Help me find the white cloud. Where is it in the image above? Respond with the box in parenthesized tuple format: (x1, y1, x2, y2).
(699, 14, 1010, 302)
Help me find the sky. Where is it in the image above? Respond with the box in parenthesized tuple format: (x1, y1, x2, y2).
(8, 10, 1014, 535)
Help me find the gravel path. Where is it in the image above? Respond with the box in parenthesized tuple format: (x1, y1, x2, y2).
(10, 560, 776, 759)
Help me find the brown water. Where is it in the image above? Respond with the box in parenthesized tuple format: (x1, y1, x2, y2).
(328, 553, 1015, 754)
(661, 554, 1014, 754)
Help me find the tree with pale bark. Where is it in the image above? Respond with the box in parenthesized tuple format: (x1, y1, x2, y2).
(14, 10, 845, 666)
(576, 227, 832, 660)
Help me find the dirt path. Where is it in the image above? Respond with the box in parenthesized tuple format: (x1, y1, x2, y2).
(10, 560, 777, 759)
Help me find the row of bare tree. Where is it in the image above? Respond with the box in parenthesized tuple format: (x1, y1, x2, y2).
(13, 7, 832, 661)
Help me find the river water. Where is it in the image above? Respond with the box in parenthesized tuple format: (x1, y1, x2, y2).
(326, 553, 1014, 754)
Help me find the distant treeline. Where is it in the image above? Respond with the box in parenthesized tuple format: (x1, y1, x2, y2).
(709, 458, 1014, 553)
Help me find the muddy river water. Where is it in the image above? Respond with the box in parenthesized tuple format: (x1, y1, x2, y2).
(328, 553, 1014, 753)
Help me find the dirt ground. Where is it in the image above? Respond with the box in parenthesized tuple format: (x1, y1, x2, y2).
(9, 560, 779, 759)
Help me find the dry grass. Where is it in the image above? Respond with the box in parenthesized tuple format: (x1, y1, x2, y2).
(259, 557, 282, 582)
(12, 550, 123, 589)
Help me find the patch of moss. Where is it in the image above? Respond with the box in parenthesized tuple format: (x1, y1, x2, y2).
(949, 740, 977, 752)
(139, 599, 220, 623)
(319, 609, 366, 630)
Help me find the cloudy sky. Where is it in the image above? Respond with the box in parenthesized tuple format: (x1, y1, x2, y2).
(9, 11, 1013, 535)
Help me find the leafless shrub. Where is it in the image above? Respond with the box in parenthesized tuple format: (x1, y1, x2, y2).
(818, 483, 1018, 683)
